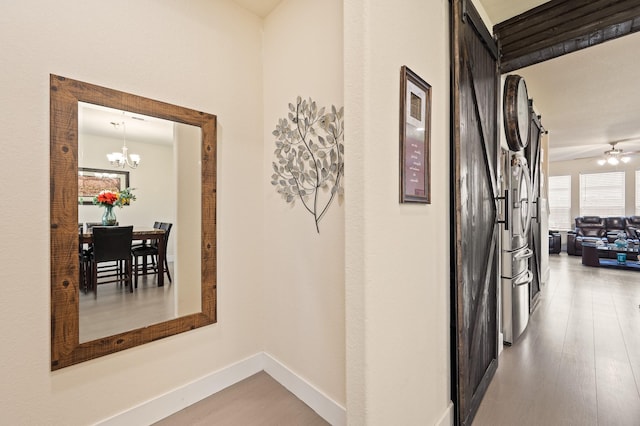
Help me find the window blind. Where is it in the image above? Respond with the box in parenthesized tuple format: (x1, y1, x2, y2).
(548, 175, 572, 230)
(579, 171, 625, 217)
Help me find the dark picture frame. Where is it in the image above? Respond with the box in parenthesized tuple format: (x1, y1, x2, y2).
(400, 66, 432, 203)
(78, 167, 129, 205)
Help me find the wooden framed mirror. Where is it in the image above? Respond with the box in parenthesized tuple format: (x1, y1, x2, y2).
(50, 74, 216, 370)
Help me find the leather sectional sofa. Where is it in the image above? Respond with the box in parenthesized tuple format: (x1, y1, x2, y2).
(566, 216, 640, 256)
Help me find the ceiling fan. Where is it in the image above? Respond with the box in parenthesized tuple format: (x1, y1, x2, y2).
(597, 141, 635, 166)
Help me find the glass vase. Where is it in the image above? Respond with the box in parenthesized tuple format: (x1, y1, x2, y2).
(101, 205, 117, 226)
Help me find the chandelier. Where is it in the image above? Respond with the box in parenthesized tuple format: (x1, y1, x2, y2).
(107, 120, 141, 168)
(597, 142, 630, 166)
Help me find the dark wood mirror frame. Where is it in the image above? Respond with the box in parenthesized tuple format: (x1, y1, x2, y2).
(50, 74, 217, 370)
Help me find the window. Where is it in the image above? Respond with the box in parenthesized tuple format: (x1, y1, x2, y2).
(636, 170, 640, 215)
(548, 175, 571, 230)
(579, 171, 625, 217)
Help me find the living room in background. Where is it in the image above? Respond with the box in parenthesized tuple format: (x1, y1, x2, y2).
(548, 175, 571, 230)
(579, 171, 625, 217)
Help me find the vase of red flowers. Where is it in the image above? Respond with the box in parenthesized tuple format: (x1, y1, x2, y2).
(93, 189, 136, 226)
(94, 190, 119, 225)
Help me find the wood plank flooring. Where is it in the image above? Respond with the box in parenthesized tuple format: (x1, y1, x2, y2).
(154, 372, 329, 426)
(79, 263, 177, 342)
(149, 253, 640, 425)
(474, 253, 640, 425)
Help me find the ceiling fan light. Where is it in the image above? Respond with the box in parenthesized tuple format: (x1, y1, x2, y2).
(597, 159, 606, 166)
(621, 156, 631, 163)
(608, 156, 619, 165)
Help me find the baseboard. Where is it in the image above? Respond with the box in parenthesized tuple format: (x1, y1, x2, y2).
(96, 353, 264, 426)
(263, 352, 346, 426)
(436, 401, 454, 426)
(96, 352, 346, 426)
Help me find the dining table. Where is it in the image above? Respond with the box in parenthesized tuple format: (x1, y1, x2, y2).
(80, 226, 166, 287)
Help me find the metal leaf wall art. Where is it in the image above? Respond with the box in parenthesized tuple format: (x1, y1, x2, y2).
(270, 96, 344, 233)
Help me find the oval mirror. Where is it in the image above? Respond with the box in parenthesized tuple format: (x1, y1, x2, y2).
(50, 75, 217, 370)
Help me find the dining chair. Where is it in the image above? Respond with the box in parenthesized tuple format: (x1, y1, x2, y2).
(84, 222, 121, 279)
(131, 222, 173, 287)
(89, 226, 134, 297)
(78, 224, 91, 293)
(130, 221, 161, 250)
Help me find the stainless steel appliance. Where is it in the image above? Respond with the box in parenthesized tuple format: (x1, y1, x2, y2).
(501, 152, 534, 345)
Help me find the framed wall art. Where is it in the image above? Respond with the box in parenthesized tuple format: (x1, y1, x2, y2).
(399, 65, 431, 203)
(78, 167, 129, 205)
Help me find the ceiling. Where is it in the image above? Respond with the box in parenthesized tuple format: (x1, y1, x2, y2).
(79, 102, 175, 146)
(483, 0, 640, 163)
(481, 0, 547, 24)
(232, 0, 282, 17)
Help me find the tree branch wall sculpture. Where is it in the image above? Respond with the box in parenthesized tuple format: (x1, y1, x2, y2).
(270, 96, 344, 233)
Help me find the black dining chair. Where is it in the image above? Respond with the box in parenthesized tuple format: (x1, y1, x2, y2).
(78, 224, 91, 293)
(89, 226, 134, 297)
(131, 222, 173, 287)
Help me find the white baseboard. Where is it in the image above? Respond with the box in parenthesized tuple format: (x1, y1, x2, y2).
(96, 353, 263, 426)
(96, 352, 345, 426)
(436, 401, 454, 426)
(263, 352, 346, 426)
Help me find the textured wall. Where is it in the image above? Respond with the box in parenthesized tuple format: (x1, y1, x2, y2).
(344, 0, 453, 424)
(262, 0, 346, 406)
(0, 1, 265, 424)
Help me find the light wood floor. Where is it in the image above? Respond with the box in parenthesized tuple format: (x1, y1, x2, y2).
(154, 253, 640, 425)
(474, 253, 640, 425)
(154, 372, 329, 426)
(79, 263, 177, 342)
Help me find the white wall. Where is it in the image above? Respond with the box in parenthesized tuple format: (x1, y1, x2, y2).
(262, 0, 346, 406)
(0, 1, 265, 424)
(175, 122, 203, 316)
(78, 134, 176, 256)
(344, 0, 452, 424)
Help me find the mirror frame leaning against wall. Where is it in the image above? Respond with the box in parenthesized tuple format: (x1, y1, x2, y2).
(50, 74, 217, 370)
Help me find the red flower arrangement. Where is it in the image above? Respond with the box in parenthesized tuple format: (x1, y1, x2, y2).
(93, 188, 135, 209)
(94, 190, 119, 207)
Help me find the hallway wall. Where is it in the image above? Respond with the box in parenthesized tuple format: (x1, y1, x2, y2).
(0, 1, 265, 424)
(262, 0, 346, 406)
(344, 0, 452, 424)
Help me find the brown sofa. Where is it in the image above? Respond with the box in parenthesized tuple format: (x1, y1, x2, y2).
(566, 216, 640, 256)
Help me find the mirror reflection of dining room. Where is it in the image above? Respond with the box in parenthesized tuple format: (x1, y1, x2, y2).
(77, 102, 202, 343)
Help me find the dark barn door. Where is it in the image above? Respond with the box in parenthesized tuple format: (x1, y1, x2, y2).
(451, 1, 499, 425)
(525, 107, 543, 310)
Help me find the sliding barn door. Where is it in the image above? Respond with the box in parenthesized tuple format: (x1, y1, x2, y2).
(451, 0, 499, 424)
(525, 107, 544, 310)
